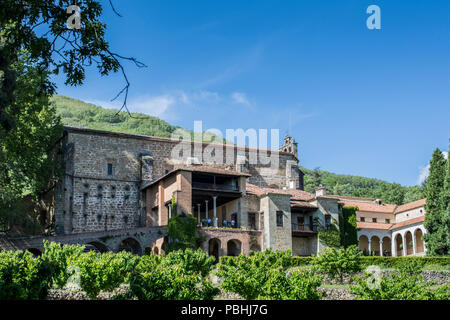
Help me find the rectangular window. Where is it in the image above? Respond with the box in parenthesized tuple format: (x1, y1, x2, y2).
(276, 211, 283, 227)
(325, 214, 331, 230)
(360, 217, 365, 222)
(372, 218, 377, 223)
(386, 219, 390, 224)
(297, 216, 305, 230)
(248, 212, 256, 230)
(107, 163, 113, 176)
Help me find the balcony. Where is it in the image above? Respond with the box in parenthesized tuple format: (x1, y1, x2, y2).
(192, 181, 238, 192)
(291, 223, 317, 237)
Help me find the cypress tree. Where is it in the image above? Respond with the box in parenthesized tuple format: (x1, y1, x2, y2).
(423, 148, 447, 255)
(442, 147, 450, 252)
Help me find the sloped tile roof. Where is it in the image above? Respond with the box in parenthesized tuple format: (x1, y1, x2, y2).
(395, 199, 426, 214)
(390, 216, 425, 230)
(338, 200, 397, 214)
(246, 184, 315, 201)
(290, 200, 318, 209)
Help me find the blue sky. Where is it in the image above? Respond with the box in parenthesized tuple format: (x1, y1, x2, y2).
(54, 0, 450, 186)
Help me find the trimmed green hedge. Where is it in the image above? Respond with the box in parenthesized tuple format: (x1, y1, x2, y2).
(359, 256, 450, 268)
(221, 256, 450, 268)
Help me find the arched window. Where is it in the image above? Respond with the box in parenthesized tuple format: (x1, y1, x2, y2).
(227, 239, 242, 256)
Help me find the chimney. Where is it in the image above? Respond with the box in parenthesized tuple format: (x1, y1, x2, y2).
(315, 185, 327, 197)
(374, 199, 383, 205)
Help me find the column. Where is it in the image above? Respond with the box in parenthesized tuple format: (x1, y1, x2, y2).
(368, 238, 372, 256)
(402, 233, 407, 256)
(213, 196, 218, 228)
(205, 200, 209, 226)
(412, 232, 417, 256)
(379, 239, 383, 257)
(197, 204, 201, 225)
(391, 235, 396, 257)
(168, 204, 172, 219)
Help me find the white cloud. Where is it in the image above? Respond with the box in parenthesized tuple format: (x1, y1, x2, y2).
(87, 94, 176, 118)
(231, 92, 250, 105)
(131, 95, 176, 117)
(417, 151, 448, 185)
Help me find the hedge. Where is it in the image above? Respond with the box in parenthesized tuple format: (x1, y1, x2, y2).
(359, 256, 450, 268)
(221, 256, 450, 268)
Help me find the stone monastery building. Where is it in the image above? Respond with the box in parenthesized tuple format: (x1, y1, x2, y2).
(0, 127, 428, 257)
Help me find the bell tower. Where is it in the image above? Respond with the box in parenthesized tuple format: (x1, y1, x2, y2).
(280, 134, 298, 159)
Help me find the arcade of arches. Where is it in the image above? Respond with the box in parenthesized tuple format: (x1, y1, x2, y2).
(358, 227, 425, 257)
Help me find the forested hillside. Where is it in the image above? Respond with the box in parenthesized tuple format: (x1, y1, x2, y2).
(301, 167, 424, 205)
(52, 95, 424, 205)
(51, 95, 187, 138)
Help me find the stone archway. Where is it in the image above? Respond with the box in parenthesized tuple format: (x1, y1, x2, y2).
(27, 248, 42, 256)
(358, 235, 369, 255)
(370, 236, 381, 256)
(415, 229, 424, 254)
(227, 239, 242, 256)
(208, 238, 221, 261)
(405, 231, 413, 256)
(118, 237, 142, 255)
(395, 234, 403, 256)
(87, 241, 109, 253)
(160, 236, 169, 256)
(382, 237, 392, 256)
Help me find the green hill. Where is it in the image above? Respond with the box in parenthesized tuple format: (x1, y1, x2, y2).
(301, 167, 424, 205)
(51, 95, 187, 138)
(51, 95, 424, 205)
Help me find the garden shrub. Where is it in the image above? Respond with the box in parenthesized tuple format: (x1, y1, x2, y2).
(291, 256, 315, 266)
(128, 251, 219, 300)
(313, 245, 362, 284)
(0, 250, 53, 300)
(72, 251, 139, 299)
(217, 249, 322, 300)
(162, 248, 216, 277)
(264, 267, 323, 300)
(40, 240, 85, 288)
(350, 260, 450, 300)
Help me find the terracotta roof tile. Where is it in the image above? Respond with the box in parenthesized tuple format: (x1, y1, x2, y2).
(290, 200, 318, 209)
(246, 184, 314, 201)
(318, 195, 375, 202)
(338, 200, 397, 214)
(395, 199, 426, 214)
(175, 165, 251, 177)
(390, 216, 425, 230)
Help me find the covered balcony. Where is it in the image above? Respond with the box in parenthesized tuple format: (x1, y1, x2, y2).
(190, 169, 250, 229)
(291, 200, 318, 237)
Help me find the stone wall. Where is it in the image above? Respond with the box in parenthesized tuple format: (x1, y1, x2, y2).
(261, 193, 292, 252)
(292, 236, 318, 256)
(54, 128, 301, 235)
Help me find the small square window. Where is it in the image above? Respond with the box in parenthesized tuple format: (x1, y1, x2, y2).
(276, 211, 283, 227)
(360, 217, 365, 222)
(107, 163, 113, 176)
(372, 218, 377, 223)
(386, 219, 390, 224)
